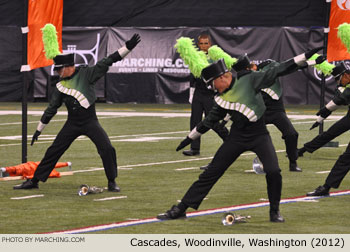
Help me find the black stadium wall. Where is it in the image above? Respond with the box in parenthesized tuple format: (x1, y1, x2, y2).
(0, 0, 335, 104)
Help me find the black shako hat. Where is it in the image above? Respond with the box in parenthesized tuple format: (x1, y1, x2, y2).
(201, 59, 228, 83)
(53, 53, 75, 70)
(331, 62, 349, 80)
(232, 54, 251, 72)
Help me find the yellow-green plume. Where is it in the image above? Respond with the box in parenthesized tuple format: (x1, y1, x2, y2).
(174, 37, 209, 78)
(41, 23, 61, 60)
(309, 53, 335, 76)
(208, 45, 237, 70)
(337, 22, 350, 53)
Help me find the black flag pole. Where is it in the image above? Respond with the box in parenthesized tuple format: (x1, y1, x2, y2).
(21, 0, 28, 163)
(320, 0, 338, 148)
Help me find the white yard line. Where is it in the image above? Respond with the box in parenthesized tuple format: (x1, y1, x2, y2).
(93, 196, 127, 201)
(0, 109, 345, 119)
(175, 167, 200, 171)
(0, 116, 126, 126)
(316, 171, 331, 174)
(11, 194, 44, 200)
(0, 110, 191, 117)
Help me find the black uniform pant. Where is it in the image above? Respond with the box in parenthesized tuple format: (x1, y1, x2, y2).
(304, 112, 350, 153)
(264, 111, 299, 162)
(190, 91, 227, 150)
(181, 131, 282, 212)
(34, 119, 117, 182)
(325, 142, 350, 188)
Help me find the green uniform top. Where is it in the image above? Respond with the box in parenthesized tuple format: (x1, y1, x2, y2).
(193, 59, 297, 136)
(213, 60, 295, 122)
(260, 61, 283, 100)
(40, 52, 121, 124)
(333, 84, 350, 106)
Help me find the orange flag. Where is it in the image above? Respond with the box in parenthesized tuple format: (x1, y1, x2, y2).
(327, 1, 350, 62)
(3, 161, 71, 179)
(27, 0, 63, 70)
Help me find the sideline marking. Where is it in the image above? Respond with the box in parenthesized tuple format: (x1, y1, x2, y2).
(43, 190, 350, 234)
(11, 194, 44, 200)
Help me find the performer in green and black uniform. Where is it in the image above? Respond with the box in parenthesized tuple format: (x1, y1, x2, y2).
(257, 60, 302, 172)
(300, 62, 350, 196)
(183, 34, 229, 156)
(157, 47, 324, 222)
(298, 63, 350, 157)
(14, 34, 141, 191)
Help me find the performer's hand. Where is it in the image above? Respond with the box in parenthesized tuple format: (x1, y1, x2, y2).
(307, 55, 327, 66)
(310, 122, 320, 130)
(315, 55, 327, 64)
(219, 119, 229, 128)
(218, 127, 229, 141)
(316, 107, 332, 119)
(31, 130, 41, 146)
(305, 46, 324, 59)
(176, 137, 192, 151)
(126, 34, 141, 50)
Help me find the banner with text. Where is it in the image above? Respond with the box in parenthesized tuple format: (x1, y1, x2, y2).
(28, 26, 341, 104)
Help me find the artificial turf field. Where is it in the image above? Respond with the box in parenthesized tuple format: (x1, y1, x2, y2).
(0, 102, 349, 234)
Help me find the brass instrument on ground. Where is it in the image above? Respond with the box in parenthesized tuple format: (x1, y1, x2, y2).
(222, 212, 251, 225)
(78, 184, 104, 196)
(252, 157, 265, 174)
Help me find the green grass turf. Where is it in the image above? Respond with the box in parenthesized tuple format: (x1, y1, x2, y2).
(0, 102, 349, 234)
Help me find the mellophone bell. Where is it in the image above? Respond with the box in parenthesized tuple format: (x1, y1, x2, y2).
(222, 212, 251, 225)
(78, 184, 104, 196)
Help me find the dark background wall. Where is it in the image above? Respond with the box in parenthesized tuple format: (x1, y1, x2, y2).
(0, 0, 328, 103)
(0, 0, 326, 27)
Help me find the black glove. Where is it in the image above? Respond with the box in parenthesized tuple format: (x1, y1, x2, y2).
(219, 119, 229, 128)
(310, 122, 320, 130)
(216, 124, 229, 141)
(219, 127, 229, 141)
(176, 137, 192, 151)
(315, 55, 327, 65)
(125, 33, 141, 50)
(31, 130, 41, 146)
(317, 107, 332, 119)
(305, 46, 324, 59)
(310, 107, 332, 130)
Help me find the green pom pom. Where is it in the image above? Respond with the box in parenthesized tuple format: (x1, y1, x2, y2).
(208, 45, 237, 70)
(174, 37, 209, 77)
(198, 50, 209, 64)
(309, 53, 335, 76)
(41, 23, 61, 60)
(338, 23, 350, 53)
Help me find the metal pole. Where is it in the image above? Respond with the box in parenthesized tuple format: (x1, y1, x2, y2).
(22, 0, 28, 163)
(319, 0, 338, 148)
(319, 0, 331, 135)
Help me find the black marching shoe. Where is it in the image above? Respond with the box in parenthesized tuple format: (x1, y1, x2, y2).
(297, 147, 306, 157)
(108, 181, 121, 192)
(13, 179, 38, 190)
(270, 211, 285, 223)
(306, 185, 329, 197)
(200, 163, 211, 170)
(157, 205, 186, 220)
(289, 162, 302, 172)
(182, 149, 200, 156)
